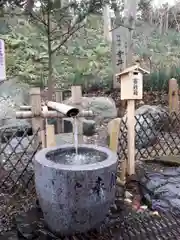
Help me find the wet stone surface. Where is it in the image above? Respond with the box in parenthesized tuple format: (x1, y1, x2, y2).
(139, 163, 180, 213)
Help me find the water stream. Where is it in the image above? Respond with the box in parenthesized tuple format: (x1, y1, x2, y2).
(62, 117, 102, 165)
(73, 117, 78, 157)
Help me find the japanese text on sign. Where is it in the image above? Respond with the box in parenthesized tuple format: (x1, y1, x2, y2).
(133, 78, 138, 96)
(116, 34, 124, 66)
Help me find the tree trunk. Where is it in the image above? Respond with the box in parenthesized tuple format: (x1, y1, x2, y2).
(47, 1, 53, 101)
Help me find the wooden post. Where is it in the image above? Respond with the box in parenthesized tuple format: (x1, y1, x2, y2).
(117, 68, 146, 176)
(55, 90, 64, 133)
(109, 118, 121, 152)
(46, 125, 56, 147)
(71, 86, 82, 104)
(127, 100, 135, 175)
(41, 105, 48, 148)
(123, 0, 138, 176)
(30, 88, 43, 147)
(71, 86, 83, 144)
(169, 78, 179, 114)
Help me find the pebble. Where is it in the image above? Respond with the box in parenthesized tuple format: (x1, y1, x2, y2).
(151, 211, 160, 216)
(125, 191, 133, 199)
(140, 205, 148, 210)
(124, 198, 132, 204)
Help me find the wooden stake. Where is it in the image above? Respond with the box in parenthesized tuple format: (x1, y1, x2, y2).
(71, 86, 82, 104)
(30, 88, 43, 147)
(127, 99, 135, 175)
(46, 125, 56, 147)
(41, 105, 48, 148)
(169, 78, 179, 114)
(55, 91, 64, 133)
(123, 0, 138, 176)
(109, 118, 121, 152)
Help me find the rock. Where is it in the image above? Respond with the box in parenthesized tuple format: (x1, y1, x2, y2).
(120, 105, 168, 150)
(0, 79, 31, 141)
(0, 120, 32, 143)
(15, 207, 43, 239)
(62, 118, 96, 136)
(134, 105, 168, 149)
(0, 231, 18, 240)
(0, 79, 29, 121)
(125, 191, 133, 199)
(37, 229, 58, 239)
(82, 119, 96, 136)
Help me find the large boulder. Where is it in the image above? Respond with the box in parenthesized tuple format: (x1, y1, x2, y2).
(61, 118, 96, 137)
(134, 105, 168, 149)
(108, 105, 168, 152)
(0, 79, 31, 141)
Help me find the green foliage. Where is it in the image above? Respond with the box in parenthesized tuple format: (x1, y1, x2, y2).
(2, 14, 112, 89)
(134, 23, 180, 91)
(3, 10, 180, 92)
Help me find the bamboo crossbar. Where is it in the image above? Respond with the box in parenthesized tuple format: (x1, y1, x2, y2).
(16, 110, 94, 119)
(46, 101, 79, 117)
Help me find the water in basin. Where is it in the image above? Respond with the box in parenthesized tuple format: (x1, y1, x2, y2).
(46, 147, 107, 165)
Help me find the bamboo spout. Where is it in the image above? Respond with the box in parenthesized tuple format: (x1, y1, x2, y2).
(46, 101, 79, 117)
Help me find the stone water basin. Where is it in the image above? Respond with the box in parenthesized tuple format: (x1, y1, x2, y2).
(34, 144, 117, 236)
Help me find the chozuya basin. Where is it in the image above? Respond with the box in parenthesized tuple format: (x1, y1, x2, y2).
(34, 144, 117, 236)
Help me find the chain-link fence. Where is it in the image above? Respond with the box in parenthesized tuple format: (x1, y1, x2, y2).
(0, 126, 41, 192)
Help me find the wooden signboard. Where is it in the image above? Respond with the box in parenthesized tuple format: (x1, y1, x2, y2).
(120, 71, 143, 100)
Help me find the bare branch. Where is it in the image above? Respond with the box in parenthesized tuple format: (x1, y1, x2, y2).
(51, 23, 85, 54)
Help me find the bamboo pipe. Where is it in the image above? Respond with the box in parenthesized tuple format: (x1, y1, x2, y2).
(16, 110, 94, 119)
(20, 105, 32, 110)
(20, 105, 48, 111)
(19, 105, 93, 118)
(46, 101, 79, 117)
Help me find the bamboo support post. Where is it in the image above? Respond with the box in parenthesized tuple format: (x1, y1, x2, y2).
(109, 118, 121, 152)
(41, 106, 48, 148)
(55, 91, 64, 133)
(46, 125, 56, 147)
(71, 86, 83, 144)
(108, 118, 126, 185)
(71, 86, 82, 104)
(169, 78, 179, 114)
(30, 88, 43, 147)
